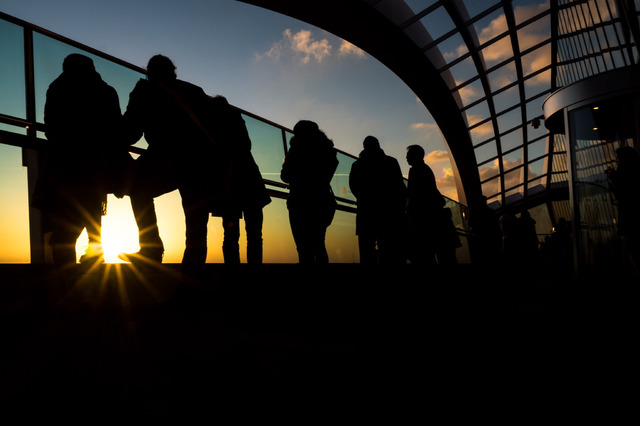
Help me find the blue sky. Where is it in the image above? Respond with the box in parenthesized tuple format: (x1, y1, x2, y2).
(2, 0, 455, 197)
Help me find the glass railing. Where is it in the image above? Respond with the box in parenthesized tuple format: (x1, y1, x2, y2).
(0, 11, 469, 264)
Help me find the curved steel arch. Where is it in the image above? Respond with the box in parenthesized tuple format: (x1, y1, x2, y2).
(237, 0, 482, 208)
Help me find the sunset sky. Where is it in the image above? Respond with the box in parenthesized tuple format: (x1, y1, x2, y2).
(2, 0, 460, 197)
(1, 0, 554, 262)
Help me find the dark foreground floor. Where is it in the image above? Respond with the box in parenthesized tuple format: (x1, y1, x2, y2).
(0, 263, 637, 423)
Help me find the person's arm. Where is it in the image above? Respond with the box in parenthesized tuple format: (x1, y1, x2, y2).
(121, 80, 146, 145)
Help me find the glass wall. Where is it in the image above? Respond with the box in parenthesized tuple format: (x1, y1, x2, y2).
(242, 114, 287, 186)
(0, 19, 26, 134)
(0, 12, 470, 264)
(0, 144, 30, 263)
(569, 96, 638, 268)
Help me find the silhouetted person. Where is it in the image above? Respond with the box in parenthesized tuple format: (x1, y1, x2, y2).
(517, 210, 539, 264)
(349, 136, 407, 264)
(281, 121, 338, 264)
(607, 146, 640, 275)
(435, 204, 461, 264)
(405, 144, 445, 265)
(469, 195, 502, 266)
(209, 95, 271, 264)
(120, 55, 218, 264)
(553, 217, 573, 271)
(500, 208, 518, 264)
(32, 54, 123, 265)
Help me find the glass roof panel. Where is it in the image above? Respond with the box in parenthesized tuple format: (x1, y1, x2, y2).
(479, 160, 500, 181)
(417, 6, 457, 41)
(493, 85, 520, 114)
(497, 108, 521, 134)
(436, 33, 468, 65)
(525, 96, 546, 121)
(501, 128, 523, 153)
(521, 43, 551, 79)
(512, 0, 550, 25)
(471, 125, 495, 146)
(473, 7, 508, 48)
(457, 79, 485, 107)
(503, 167, 523, 190)
(474, 142, 498, 164)
(527, 139, 547, 161)
(528, 158, 546, 181)
(487, 62, 518, 92)
(447, 56, 478, 85)
(503, 146, 524, 167)
(461, 0, 501, 20)
(403, 0, 439, 15)
(516, 15, 550, 52)
(481, 175, 501, 199)
(479, 36, 513, 67)
(524, 72, 551, 99)
(527, 124, 548, 146)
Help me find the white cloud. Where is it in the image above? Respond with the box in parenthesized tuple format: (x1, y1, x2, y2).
(425, 150, 450, 163)
(338, 40, 365, 58)
(411, 122, 438, 131)
(289, 29, 332, 63)
(256, 29, 366, 64)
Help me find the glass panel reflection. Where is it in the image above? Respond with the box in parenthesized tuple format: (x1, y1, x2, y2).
(0, 144, 30, 262)
(333, 152, 355, 202)
(0, 19, 26, 120)
(242, 114, 286, 185)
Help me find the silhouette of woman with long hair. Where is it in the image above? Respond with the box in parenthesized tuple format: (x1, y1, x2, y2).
(33, 54, 123, 265)
(281, 121, 338, 264)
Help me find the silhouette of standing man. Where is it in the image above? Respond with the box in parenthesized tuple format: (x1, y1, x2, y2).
(349, 136, 407, 264)
(405, 144, 445, 265)
(120, 55, 218, 264)
(209, 95, 271, 264)
(33, 54, 122, 265)
(281, 121, 338, 264)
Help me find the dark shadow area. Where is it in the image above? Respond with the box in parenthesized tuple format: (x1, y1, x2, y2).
(0, 264, 636, 422)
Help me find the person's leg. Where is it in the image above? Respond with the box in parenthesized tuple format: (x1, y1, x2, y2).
(289, 209, 313, 263)
(181, 187, 209, 264)
(79, 198, 105, 263)
(123, 157, 174, 261)
(51, 222, 83, 265)
(222, 215, 241, 264)
(311, 222, 329, 264)
(358, 232, 377, 264)
(243, 207, 264, 264)
(130, 190, 164, 253)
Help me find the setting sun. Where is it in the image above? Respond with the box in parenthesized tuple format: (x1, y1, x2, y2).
(75, 195, 140, 263)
